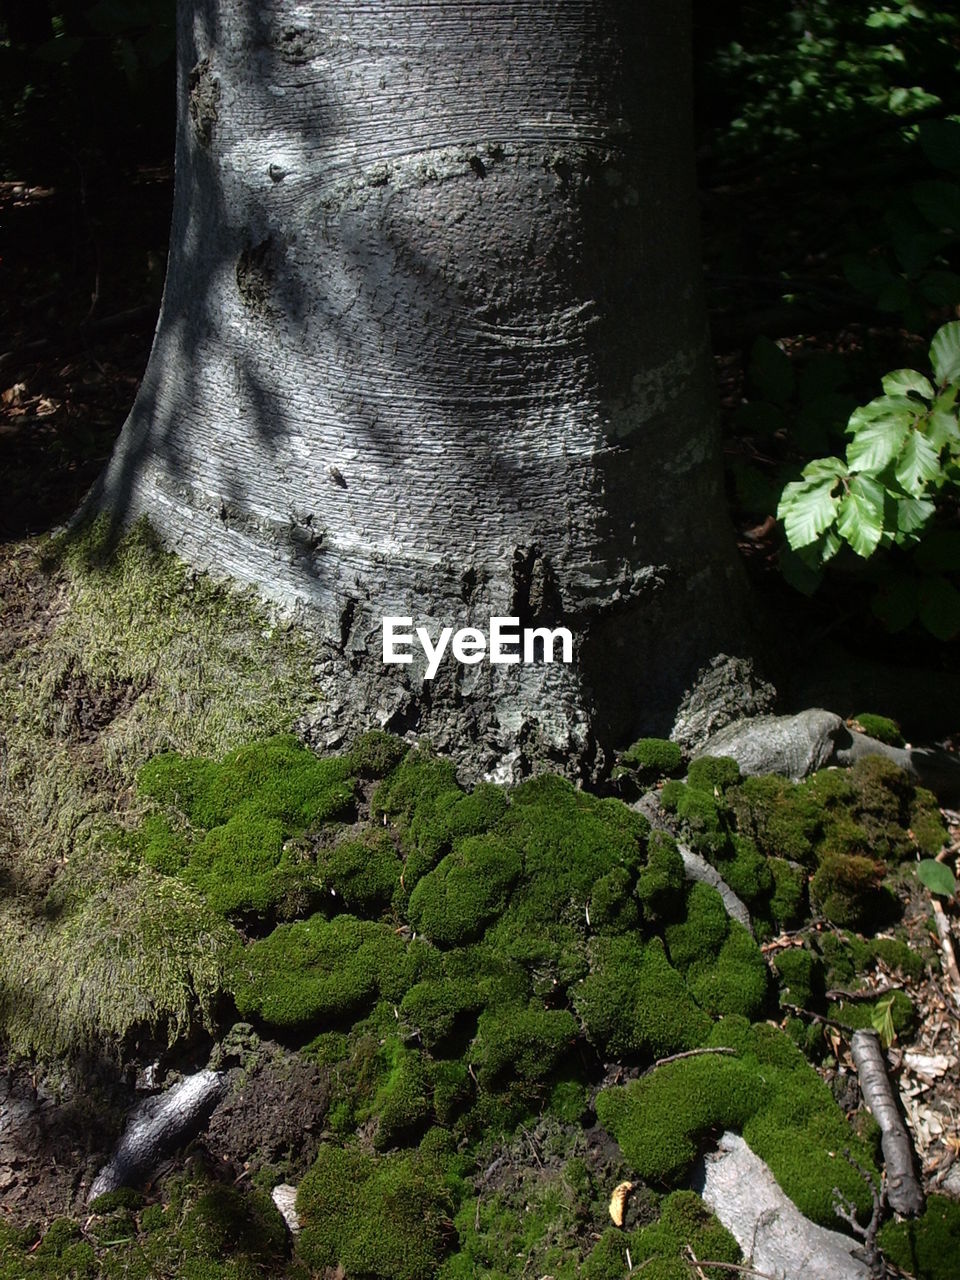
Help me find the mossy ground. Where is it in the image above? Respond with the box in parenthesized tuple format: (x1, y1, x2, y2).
(0, 528, 954, 1278)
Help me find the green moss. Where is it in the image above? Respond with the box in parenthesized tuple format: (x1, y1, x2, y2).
(910, 788, 948, 856)
(673, 786, 727, 857)
(474, 1002, 579, 1089)
(400, 974, 483, 1052)
(768, 857, 807, 928)
(408, 834, 521, 947)
(635, 830, 685, 923)
(687, 756, 742, 794)
(728, 774, 822, 864)
(576, 934, 711, 1059)
(317, 829, 402, 917)
(686, 923, 769, 1020)
(810, 852, 894, 929)
(664, 882, 730, 972)
(852, 713, 905, 746)
(722, 835, 774, 905)
(629, 1191, 741, 1280)
(0, 520, 321, 1062)
(0, 871, 235, 1057)
(373, 1044, 436, 1150)
(774, 947, 825, 1008)
(180, 1185, 288, 1264)
(879, 1194, 960, 1280)
(349, 730, 409, 777)
(231, 913, 419, 1030)
(620, 738, 683, 777)
(296, 1145, 455, 1280)
(588, 866, 639, 933)
(827, 989, 916, 1038)
(597, 1020, 876, 1226)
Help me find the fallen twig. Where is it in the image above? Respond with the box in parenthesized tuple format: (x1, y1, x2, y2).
(681, 1254, 782, 1280)
(648, 1046, 738, 1074)
(930, 898, 960, 1002)
(850, 1031, 924, 1218)
(831, 1151, 886, 1280)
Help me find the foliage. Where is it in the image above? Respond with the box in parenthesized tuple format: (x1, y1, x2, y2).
(916, 858, 956, 896)
(777, 322, 960, 636)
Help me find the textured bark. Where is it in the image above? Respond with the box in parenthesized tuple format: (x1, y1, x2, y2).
(850, 1029, 924, 1218)
(89, 1, 752, 778)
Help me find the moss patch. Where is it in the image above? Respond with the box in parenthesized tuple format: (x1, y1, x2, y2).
(879, 1194, 960, 1280)
(596, 1019, 877, 1227)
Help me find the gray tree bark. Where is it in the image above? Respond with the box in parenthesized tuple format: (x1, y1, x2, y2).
(89, 0, 753, 779)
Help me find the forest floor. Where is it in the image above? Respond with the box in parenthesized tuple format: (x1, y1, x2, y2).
(2, 166, 960, 1280)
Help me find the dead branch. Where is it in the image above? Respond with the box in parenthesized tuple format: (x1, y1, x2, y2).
(850, 1031, 924, 1218)
(681, 1256, 783, 1280)
(931, 898, 960, 1002)
(831, 1151, 887, 1280)
(647, 1047, 738, 1075)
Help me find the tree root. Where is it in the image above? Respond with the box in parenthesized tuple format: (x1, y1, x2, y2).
(850, 1029, 924, 1218)
(87, 1069, 227, 1202)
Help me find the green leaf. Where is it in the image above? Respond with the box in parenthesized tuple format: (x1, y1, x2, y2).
(777, 476, 842, 550)
(918, 575, 960, 639)
(919, 271, 960, 307)
(916, 859, 956, 897)
(869, 994, 897, 1049)
(881, 369, 934, 400)
(846, 416, 912, 474)
(896, 495, 935, 536)
(895, 429, 941, 495)
(779, 546, 823, 595)
(931, 322, 960, 385)
(836, 475, 886, 558)
(748, 337, 795, 405)
(801, 456, 847, 481)
(912, 180, 960, 231)
(918, 120, 960, 173)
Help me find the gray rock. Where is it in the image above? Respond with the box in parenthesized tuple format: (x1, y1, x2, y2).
(694, 707, 960, 801)
(694, 708, 846, 780)
(692, 1131, 870, 1280)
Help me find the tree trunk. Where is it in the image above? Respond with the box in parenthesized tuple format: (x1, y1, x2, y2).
(89, 0, 753, 779)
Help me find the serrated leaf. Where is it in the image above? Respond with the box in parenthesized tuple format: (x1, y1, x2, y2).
(748, 337, 795, 405)
(918, 120, 960, 173)
(882, 369, 934, 400)
(918, 575, 960, 639)
(846, 416, 912, 473)
(895, 429, 941, 495)
(779, 546, 824, 595)
(801, 456, 847, 481)
(777, 476, 842, 550)
(916, 859, 956, 897)
(931, 321, 960, 385)
(919, 270, 960, 307)
(848, 395, 918, 429)
(896, 495, 936, 535)
(836, 475, 885, 558)
(912, 180, 960, 231)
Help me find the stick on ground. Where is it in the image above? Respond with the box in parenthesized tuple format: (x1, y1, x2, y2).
(850, 1029, 924, 1218)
